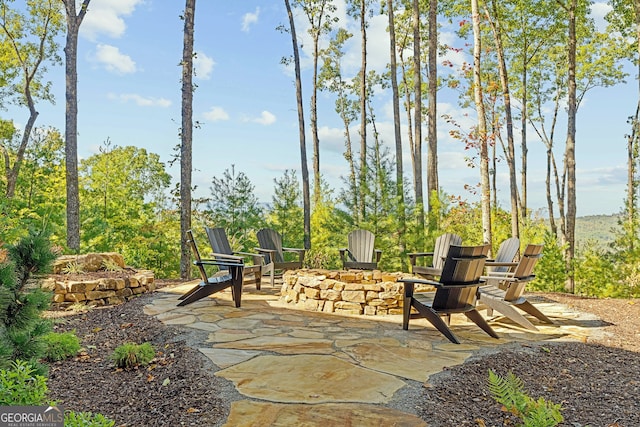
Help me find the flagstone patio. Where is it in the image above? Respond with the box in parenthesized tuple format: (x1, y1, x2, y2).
(143, 280, 603, 426)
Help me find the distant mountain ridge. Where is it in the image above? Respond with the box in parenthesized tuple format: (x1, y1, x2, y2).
(575, 214, 621, 246)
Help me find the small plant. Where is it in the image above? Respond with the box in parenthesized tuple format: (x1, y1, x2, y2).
(65, 411, 115, 427)
(42, 331, 81, 362)
(62, 260, 85, 274)
(102, 259, 123, 272)
(67, 302, 93, 313)
(0, 360, 48, 405)
(488, 369, 564, 427)
(111, 342, 155, 369)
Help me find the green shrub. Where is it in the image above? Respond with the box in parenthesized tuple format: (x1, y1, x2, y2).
(488, 369, 563, 427)
(42, 331, 81, 362)
(64, 411, 115, 427)
(0, 360, 48, 405)
(111, 342, 155, 369)
(529, 232, 567, 292)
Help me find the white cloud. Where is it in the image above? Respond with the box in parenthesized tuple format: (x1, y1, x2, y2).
(108, 93, 171, 107)
(94, 44, 137, 74)
(80, 0, 144, 41)
(254, 110, 276, 125)
(203, 107, 230, 122)
(194, 52, 215, 80)
(242, 7, 260, 32)
(590, 2, 612, 32)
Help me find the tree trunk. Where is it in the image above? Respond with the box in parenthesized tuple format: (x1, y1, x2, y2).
(387, 0, 405, 254)
(471, 0, 492, 245)
(180, 0, 196, 279)
(487, 1, 519, 238)
(358, 0, 368, 222)
(284, 0, 311, 249)
(520, 58, 528, 221)
(426, 0, 438, 220)
(63, 0, 91, 252)
(564, 0, 577, 293)
(412, 0, 425, 242)
(311, 31, 321, 203)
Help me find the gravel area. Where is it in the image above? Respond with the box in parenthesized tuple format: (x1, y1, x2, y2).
(45, 286, 640, 427)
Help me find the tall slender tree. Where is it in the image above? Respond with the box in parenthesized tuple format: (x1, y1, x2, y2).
(386, 0, 405, 252)
(426, 0, 438, 219)
(293, 0, 336, 203)
(485, 0, 518, 238)
(180, 0, 196, 278)
(284, 0, 311, 249)
(412, 0, 425, 240)
(471, 0, 492, 246)
(62, 0, 91, 252)
(0, 0, 64, 199)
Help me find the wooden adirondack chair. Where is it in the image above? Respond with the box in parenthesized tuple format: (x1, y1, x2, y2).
(255, 228, 305, 281)
(205, 227, 275, 289)
(178, 230, 244, 307)
(479, 244, 552, 331)
(400, 244, 499, 344)
(408, 233, 462, 279)
(339, 229, 382, 270)
(485, 237, 520, 275)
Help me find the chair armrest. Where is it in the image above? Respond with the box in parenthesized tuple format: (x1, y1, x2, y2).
(283, 247, 305, 253)
(485, 261, 518, 267)
(195, 258, 243, 268)
(399, 277, 439, 298)
(208, 252, 243, 262)
(374, 249, 382, 263)
(399, 277, 440, 287)
(233, 251, 266, 266)
(255, 247, 279, 264)
(481, 271, 515, 279)
(283, 247, 306, 262)
(408, 252, 435, 267)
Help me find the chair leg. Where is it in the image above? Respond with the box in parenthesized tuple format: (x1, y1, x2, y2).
(178, 283, 201, 300)
(177, 282, 232, 306)
(412, 303, 461, 344)
(254, 269, 261, 291)
(230, 266, 243, 308)
(480, 296, 538, 331)
(464, 309, 500, 339)
(516, 301, 554, 324)
(263, 262, 275, 287)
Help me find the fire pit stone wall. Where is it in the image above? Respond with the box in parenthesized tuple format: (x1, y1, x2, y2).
(281, 268, 420, 316)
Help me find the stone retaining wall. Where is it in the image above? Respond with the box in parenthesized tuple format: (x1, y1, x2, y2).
(42, 253, 156, 307)
(42, 270, 156, 307)
(281, 269, 414, 316)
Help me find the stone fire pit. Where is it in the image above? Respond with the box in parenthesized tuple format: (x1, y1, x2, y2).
(41, 253, 155, 307)
(281, 269, 421, 316)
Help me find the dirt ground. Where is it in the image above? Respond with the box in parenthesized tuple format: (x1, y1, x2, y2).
(45, 287, 639, 427)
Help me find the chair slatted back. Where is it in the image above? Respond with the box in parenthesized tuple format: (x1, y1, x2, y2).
(256, 228, 285, 263)
(433, 233, 463, 270)
(186, 230, 208, 282)
(491, 237, 520, 273)
(348, 229, 375, 263)
(205, 227, 233, 255)
(504, 244, 544, 301)
(433, 244, 490, 310)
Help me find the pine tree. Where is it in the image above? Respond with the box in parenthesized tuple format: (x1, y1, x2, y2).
(0, 231, 56, 373)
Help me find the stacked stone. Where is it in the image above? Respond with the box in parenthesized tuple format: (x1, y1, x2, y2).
(42, 253, 156, 307)
(281, 269, 409, 316)
(42, 270, 155, 306)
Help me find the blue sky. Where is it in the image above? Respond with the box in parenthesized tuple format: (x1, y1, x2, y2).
(5, 0, 637, 217)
